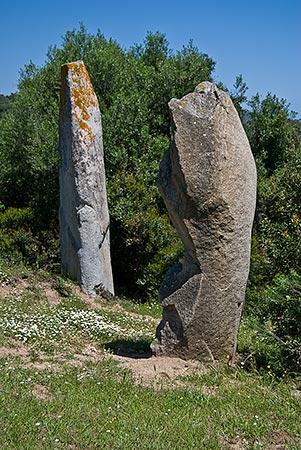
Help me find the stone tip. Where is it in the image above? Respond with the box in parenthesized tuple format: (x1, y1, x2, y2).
(169, 81, 232, 117)
(168, 81, 219, 111)
(194, 81, 217, 94)
(61, 60, 87, 78)
(61, 60, 85, 69)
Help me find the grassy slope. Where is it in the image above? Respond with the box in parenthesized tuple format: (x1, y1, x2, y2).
(0, 263, 300, 450)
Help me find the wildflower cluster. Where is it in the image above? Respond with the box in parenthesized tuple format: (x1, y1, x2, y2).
(57, 309, 121, 338)
(0, 302, 155, 344)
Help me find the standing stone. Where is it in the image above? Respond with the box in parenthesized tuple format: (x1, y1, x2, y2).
(151, 82, 256, 360)
(59, 60, 114, 296)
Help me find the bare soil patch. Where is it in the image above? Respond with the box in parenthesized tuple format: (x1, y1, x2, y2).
(200, 385, 218, 396)
(0, 338, 210, 389)
(0, 340, 29, 359)
(32, 383, 53, 401)
(0, 277, 62, 305)
(0, 339, 106, 372)
(266, 430, 294, 450)
(25, 343, 106, 371)
(112, 354, 206, 388)
(40, 281, 61, 305)
(219, 435, 248, 450)
(0, 278, 30, 297)
(66, 343, 105, 367)
(0, 283, 14, 297)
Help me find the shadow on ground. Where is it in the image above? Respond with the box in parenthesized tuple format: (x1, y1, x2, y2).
(105, 338, 152, 359)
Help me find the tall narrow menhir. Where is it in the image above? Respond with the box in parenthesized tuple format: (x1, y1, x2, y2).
(151, 82, 256, 360)
(59, 61, 114, 296)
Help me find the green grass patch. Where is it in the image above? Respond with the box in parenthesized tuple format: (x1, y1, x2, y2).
(0, 359, 300, 449)
(0, 268, 300, 449)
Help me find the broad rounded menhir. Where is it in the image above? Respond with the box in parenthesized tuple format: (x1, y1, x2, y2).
(151, 82, 257, 361)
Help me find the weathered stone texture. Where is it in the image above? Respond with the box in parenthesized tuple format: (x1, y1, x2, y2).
(59, 60, 114, 296)
(151, 82, 256, 360)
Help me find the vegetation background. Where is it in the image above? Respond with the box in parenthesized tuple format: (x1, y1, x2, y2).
(0, 26, 300, 375)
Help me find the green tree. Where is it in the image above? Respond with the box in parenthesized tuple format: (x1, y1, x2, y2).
(230, 74, 248, 118)
(247, 93, 299, 174)
(0, 93, 15, 117)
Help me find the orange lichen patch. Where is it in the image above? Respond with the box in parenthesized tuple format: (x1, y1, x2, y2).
(64, 61, 98, 142)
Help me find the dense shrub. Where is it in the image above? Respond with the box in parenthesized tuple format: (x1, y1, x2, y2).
(0, 207, 59, 268)
(244, 94, 301, 373)
(244, 270, 301, 374)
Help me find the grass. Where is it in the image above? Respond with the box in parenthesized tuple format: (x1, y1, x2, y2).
(1, 357, 300, 449)
(0, 262, 300, 449)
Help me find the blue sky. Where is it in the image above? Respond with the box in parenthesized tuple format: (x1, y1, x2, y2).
(1, 0, 300, 114)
